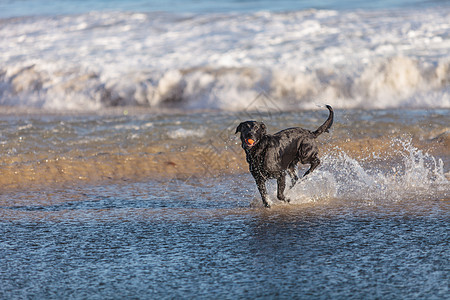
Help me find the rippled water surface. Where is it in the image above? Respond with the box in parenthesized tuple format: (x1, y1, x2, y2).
(0, 109, 449, 299)
(1, 181, 448, 299)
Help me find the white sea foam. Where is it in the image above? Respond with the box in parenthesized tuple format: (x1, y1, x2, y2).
(281, 139, 449, 205)
(167, 128, 206, 139)
(1, 8, 450, 111)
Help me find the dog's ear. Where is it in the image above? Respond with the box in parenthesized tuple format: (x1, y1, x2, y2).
(235, 122, 244, 134)
(259, 122, 267, 134)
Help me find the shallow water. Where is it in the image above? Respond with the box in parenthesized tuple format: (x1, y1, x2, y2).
(1, 178, 448, 299)
(0, 108, 449, 298)
(0, 108, 448, 188)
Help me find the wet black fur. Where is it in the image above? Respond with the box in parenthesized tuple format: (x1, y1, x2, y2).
(235, 105, 334, 208)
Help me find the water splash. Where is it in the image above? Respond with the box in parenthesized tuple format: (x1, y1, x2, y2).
(281, 138, 449, 205)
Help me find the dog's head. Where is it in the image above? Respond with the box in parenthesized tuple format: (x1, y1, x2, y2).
(235, 121, 266, 150)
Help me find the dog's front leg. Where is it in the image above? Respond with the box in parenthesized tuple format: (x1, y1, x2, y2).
(277, 174, 290, 203)
(255, 177, 270, 208)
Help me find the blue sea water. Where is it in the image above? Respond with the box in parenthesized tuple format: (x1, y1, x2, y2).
(2, 0, 448, 17)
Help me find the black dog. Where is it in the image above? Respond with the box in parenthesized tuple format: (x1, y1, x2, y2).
(235, 105, 333, 208)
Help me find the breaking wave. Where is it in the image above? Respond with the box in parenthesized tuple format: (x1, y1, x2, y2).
(1, 8, 450, 111)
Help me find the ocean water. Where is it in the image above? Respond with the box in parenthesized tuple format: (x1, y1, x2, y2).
(1, 0, 450, 299)
(1, 0, 450, 110)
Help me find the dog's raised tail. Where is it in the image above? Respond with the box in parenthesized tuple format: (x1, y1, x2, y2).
(312, 105, 333, 138)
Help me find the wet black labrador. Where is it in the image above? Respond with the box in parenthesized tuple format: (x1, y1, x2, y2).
(235, 105, 333, 208)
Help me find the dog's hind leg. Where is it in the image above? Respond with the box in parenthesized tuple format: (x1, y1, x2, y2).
(302, 156, 320, 178)
(277, 174, 290, 203)
(287, 162, 299, 188)
(300, 140, 320, 178)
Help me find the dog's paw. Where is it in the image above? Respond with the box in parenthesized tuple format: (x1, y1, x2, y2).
(277, 195, 290, 203)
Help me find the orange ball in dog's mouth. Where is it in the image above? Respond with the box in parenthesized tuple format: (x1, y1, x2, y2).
(246, 138, 255, 146)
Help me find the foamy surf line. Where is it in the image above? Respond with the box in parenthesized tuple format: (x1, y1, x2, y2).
(1, 7, 450, 111)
